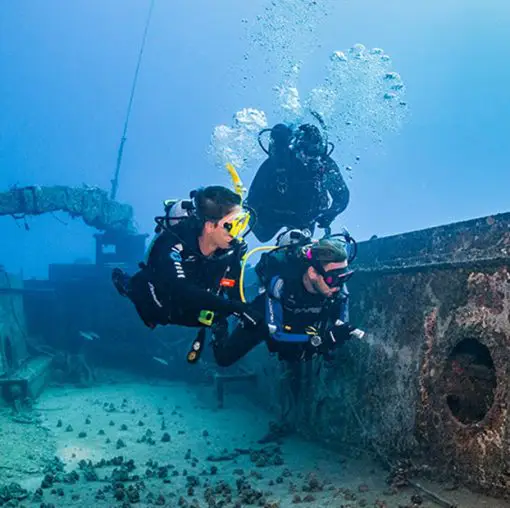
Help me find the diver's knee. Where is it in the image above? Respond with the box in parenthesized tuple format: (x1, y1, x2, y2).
(213, 351, 236, 368)
(212, 342, 235, 367)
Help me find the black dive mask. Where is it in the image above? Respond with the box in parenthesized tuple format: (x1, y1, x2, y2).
(316, 265, 355, 288)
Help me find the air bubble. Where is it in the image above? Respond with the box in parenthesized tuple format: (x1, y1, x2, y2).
(209, 109, 268, 170)
(350, 43, 366, 54)
(216, 2, 409, 179)
(384, 72, 401, 81)
(330, 51, 347, 62)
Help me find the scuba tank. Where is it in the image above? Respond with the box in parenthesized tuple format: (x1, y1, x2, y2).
(275, 228, 312, 247)
(257, 124, 294, 197)
(165, 199, 195, 226)
(258, 123, 335, 161)
(154, 193, 197, 235)
(258, 123, 294, 158)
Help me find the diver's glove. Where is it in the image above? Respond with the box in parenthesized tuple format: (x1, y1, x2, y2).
(316, 209, 337, 229)
(330, 323, 355, 345)
(230, 301, 266, 331)
(327, 320, 365, 346)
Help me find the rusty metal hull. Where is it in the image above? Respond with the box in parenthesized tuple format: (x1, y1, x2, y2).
(284, 212, 510, 497)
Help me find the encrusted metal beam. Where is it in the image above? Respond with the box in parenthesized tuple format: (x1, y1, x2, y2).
(0, 185, 135, 233)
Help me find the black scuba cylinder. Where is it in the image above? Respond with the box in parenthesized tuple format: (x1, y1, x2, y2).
(258, 124, 293, 158)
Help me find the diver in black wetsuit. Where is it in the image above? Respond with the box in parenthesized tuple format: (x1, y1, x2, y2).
(246, 123, 350, 242)
(212, 234, 364, 367)
(112, 186, 264, 334)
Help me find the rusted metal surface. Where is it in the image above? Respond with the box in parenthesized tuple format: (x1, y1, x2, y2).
(356, 212, 510, 270)
(417, 267, 510, 495)
(285, 212, 510, 497)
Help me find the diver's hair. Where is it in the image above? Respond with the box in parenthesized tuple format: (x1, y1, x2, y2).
(310, 238, 348, 264)
(194, 185, 241, 223)
(295, 123, 327, 155)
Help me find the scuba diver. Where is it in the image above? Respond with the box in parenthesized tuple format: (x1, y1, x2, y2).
(246, 123, 350, 242)
(212, 231, 364, 366)
(112, 185, 265, 343)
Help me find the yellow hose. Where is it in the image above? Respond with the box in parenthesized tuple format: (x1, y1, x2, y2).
(226, 162, 276, 302)
(239, 246, 278, 302)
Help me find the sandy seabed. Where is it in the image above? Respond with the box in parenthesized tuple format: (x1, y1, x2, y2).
(0, 375, 508, 507)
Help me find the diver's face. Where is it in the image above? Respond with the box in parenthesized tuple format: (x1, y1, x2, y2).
(305, 260, 348, 298)
(297, 148, 322, 167)
(205, 206, 242, 250)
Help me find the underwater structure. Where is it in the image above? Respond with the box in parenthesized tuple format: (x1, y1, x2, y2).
(0, 185, 150, 393)
(249, 211, 510, 498)
(1, 184, 509, 498)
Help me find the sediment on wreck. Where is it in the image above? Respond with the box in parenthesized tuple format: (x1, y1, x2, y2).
(247, 212, 510, 498)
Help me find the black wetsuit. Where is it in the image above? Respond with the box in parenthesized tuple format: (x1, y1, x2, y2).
(213, 249, 350, 366)
(125, 219, 245, 329)
(246, 152, 350, 242)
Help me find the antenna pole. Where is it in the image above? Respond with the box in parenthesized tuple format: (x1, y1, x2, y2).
(110, 0, 155, 201)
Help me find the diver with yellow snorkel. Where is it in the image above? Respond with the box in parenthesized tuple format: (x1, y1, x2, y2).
(111, 182, 265, 346)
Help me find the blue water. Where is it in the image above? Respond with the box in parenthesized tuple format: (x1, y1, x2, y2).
(1, 0, 510, 277)
(1, 3, 510, 506)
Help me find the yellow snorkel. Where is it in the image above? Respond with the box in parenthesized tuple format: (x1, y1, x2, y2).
(226, 162, 246, 200)
(223, 162, 251, 242)
(225, 163, 281, 303)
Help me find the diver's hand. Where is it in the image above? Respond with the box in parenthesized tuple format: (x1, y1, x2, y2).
(328, 321, 365, 345)
(230, 302, 266, 330)
(328, 322, 356, 345)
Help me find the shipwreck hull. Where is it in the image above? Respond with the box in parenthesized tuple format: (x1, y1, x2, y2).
(285, 212, 510, 496)
(416, 266, 510, 494)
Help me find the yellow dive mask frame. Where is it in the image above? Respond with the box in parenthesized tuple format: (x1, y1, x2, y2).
(222, 162, 251, 239)
(221, 209, 251, 239)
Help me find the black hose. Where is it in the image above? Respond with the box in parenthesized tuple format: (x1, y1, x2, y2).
(257, 129, 272, 155)
(322, 231, 358, 263)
